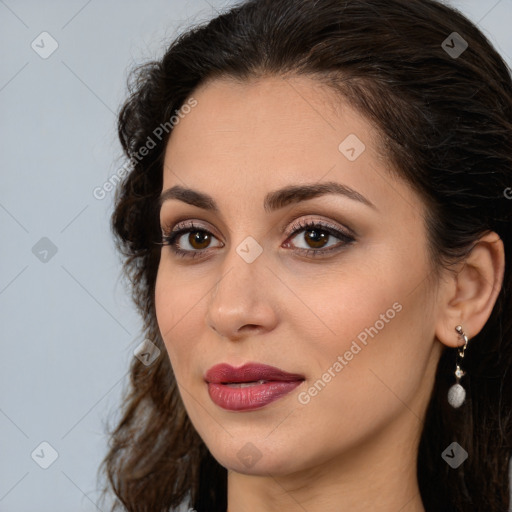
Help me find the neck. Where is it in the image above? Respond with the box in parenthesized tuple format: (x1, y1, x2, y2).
(226, 407, 426, 512)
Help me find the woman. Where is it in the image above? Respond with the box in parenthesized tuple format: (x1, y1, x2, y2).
(99, 0, 512, 510)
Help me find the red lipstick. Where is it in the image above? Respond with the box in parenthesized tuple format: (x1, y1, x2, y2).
(205, 363, 304, 411)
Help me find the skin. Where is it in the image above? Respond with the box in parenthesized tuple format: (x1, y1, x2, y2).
(154, 75, 504, 512)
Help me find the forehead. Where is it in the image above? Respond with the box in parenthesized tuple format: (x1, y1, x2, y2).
(161, 75, 420, 222)
(167, 75, 374, 147)
(165, 76, 377, 175)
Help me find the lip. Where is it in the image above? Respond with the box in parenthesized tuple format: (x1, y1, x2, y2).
(205, 363, 305, 411)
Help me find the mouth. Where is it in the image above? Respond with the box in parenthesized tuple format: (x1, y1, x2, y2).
(204, 363, 305, 411)
(222, 379, 269, 388)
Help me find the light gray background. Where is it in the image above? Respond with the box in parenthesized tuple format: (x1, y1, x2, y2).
(1, 1, 511, 511)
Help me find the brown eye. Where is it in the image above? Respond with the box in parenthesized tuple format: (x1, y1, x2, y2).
(302, 228, 330, 249)
(186, 230, 212, 250)
(285, 220, 355, 256)
(161, 222, 223, 258)
(161, 219, 354, 259)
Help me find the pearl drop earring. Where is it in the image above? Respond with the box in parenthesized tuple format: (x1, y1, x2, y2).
(447, 325, 469, 408)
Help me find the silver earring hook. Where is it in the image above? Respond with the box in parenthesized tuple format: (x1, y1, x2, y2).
(455, 325, 469, 358)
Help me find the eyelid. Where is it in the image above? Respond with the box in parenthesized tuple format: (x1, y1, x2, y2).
(284, 215, 354, 239)
(161, 215, 354, 239)
(162, 219, 218, 237)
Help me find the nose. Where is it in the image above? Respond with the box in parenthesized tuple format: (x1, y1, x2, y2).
(205, 242, 279, 341)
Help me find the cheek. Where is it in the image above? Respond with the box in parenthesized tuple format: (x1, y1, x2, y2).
(289, 256, 433, 400)
(283, 260, 404, 355)
(154, 263, 205, 372)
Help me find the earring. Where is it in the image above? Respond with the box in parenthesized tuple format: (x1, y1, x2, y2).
(447, 325, 469, 408)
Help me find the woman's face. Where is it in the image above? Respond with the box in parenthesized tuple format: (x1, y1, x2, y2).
(155, 75, 444, 477)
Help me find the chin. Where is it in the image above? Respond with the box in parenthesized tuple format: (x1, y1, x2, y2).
(203, 433, 306, 476)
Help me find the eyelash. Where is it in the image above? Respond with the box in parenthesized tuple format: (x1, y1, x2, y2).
(160, 218, 355, 259)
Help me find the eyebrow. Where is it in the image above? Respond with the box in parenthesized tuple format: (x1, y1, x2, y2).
(158, 181, 376, 214)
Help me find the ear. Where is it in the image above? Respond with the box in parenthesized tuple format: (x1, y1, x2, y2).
(435, 231, 505, 348)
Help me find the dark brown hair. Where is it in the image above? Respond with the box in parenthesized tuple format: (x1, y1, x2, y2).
(99, 0, 512, 510)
